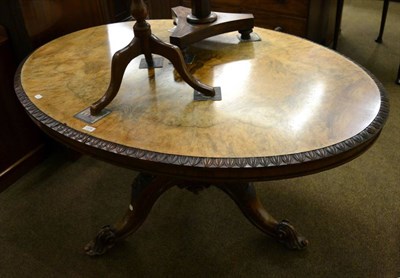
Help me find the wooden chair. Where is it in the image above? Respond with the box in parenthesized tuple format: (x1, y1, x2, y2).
(375, 0, 400, 85)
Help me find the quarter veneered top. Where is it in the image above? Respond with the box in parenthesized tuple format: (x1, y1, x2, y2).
(19, 21, 387, 177)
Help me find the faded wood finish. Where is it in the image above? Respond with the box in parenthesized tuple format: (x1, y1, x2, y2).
(17, 21, 388, 181)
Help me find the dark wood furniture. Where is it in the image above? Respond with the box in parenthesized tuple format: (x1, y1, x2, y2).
(15, 20, 389, 256)
(169, 2, 255, 49)
(0, 0, 133, 191)
(90, 0, 216, 116)
(17, 0, 132, 49)
(375, 0, 400, 85)
(0, 26, 45, 192)
(332, 0, 344, 50)
(147, 0, 339, 46)
(0, 0, 132, 63)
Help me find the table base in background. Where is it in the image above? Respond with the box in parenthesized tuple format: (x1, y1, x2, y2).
(84, 173, 308, 256)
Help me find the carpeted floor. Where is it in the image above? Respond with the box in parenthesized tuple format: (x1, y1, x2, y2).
(1, 1, 399, 277)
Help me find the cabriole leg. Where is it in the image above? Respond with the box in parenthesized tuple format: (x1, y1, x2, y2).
(215, 182, 308, 250)
(84, 173, 175, 256)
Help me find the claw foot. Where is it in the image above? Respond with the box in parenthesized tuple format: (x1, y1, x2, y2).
(275, 220, 309, 250)
(85, 225, 117, 256)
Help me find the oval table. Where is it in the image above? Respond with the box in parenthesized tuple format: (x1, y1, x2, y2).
(14, 20, 389, 256)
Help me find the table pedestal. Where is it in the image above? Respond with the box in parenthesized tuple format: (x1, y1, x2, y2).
(85, 173, 308, 256)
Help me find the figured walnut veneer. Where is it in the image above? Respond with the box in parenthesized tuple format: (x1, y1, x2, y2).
(15, 21, 389, 182)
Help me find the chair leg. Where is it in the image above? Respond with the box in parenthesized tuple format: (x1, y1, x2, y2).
(375, 0, 389, 43)
(396, 64, 400, 85)
(333, 0, 344, 50)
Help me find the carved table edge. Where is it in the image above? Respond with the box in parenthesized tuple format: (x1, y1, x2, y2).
(14, 52, 389, 173)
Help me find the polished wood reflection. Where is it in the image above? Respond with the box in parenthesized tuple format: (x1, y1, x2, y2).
(20, 20, 383, 160)
(16, 20, 388, 255)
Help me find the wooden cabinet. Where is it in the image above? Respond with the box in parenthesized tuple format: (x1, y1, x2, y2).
(0, 0, 132, 190)
(0, 0, 132, 63)
(145, 0, 181, 19)
(0, 26, 45, 191)
(18, 0, 132, 49)
(148, 0, 338, 45)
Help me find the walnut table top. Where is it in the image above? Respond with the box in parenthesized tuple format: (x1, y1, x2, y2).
(15, 20, 389, 182)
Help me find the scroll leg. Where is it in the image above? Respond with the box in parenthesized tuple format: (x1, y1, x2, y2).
(90, 37, 142, 115)
(149, 34, 216, 97)
(84, 173, 175, 256)
(214, 182, 308, 250)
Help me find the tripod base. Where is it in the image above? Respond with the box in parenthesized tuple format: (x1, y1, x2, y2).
(90, 25, 217, 116)
(170, 6, 256, 49)
(85, 173, 308, 256)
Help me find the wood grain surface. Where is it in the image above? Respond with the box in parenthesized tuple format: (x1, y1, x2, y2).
(16, 20, 388, 180)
